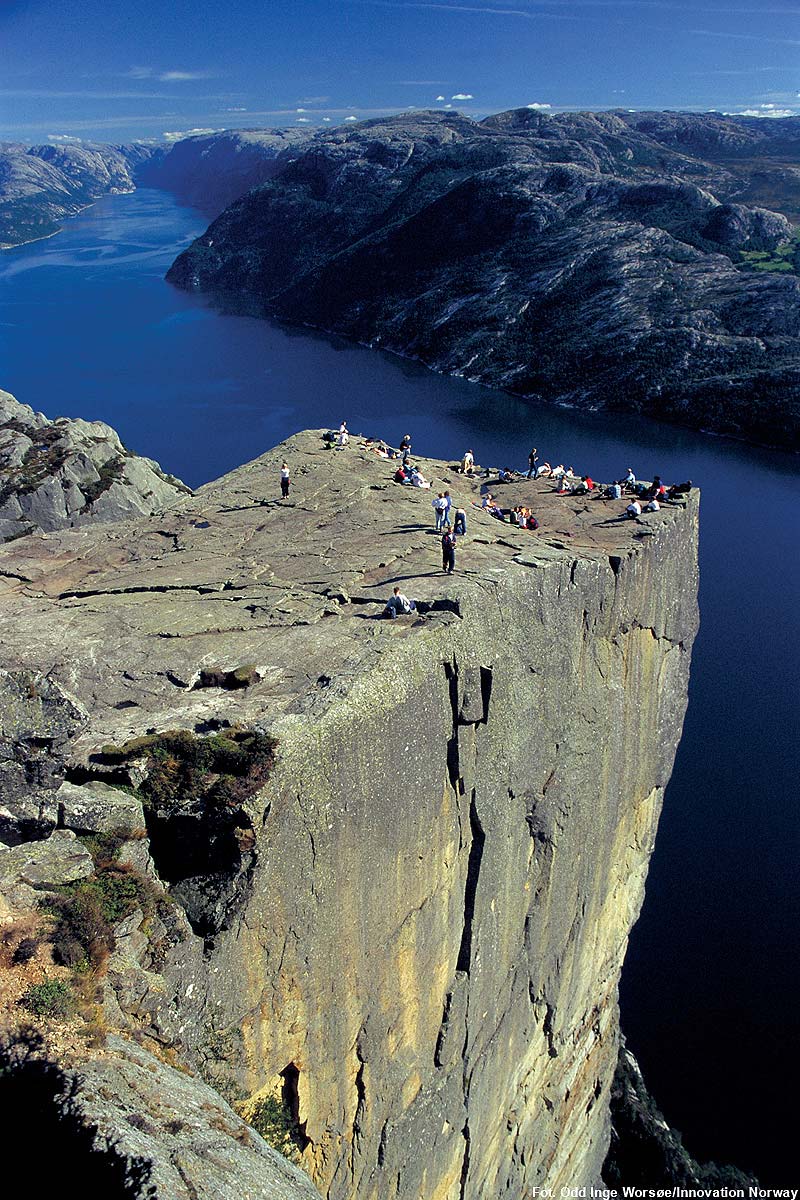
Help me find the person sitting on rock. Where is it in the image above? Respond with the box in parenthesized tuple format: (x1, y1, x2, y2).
(394, 465, 407, 483)
(606, 482, 623, 499)
(644, 497, 660, 512)
(626, 499, 642, 518)
(535, 462, 551, 478)
(410, 468, 431, 489)
(498, 466, 517, 482)
(459, 450, 475, 475)
(624, 467, 637, 489)
(384, 586, 416, 618)
(526, 512, 539, 530)
(667, 480, 692, 499)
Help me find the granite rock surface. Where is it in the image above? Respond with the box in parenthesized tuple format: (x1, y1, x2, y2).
(0, 389, 189, 542)
(0, 431, 699, 1198)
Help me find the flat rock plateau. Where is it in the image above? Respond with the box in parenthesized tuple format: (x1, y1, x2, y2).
(0, 427, 699, 1199)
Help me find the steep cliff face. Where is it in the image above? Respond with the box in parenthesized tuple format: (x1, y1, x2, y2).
(0, 432, 698, 1198)
(166, 109, 800, 448)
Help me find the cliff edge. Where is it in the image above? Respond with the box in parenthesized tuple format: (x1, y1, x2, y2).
(0, 432, 699, 1198)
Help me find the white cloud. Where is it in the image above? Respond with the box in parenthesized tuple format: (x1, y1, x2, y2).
(322, 117, 332, 122)
(725, 106, 797, 117)
(526, 102, 552, 110)
(162, 127, 220, 141)
(126, 66, 214, 83)
(298, 95, 330, 105)
(296, 107, 306, 112)
(225, 106, 247, 112)
(444, 103, 453, 108)
(47, 133, 83, 143)
(451, 93, 473, 100)
(296, 117, 312, 123)
(344, 115, 359, 122)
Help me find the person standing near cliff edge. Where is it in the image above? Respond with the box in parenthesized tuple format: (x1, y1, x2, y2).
(280, 462, 290, 499)
(442, 528, 456, 574)
(527, 448, 538, 479)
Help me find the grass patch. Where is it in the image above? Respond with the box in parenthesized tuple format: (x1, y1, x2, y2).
(19, 979, 75, 1020)
(740, 229, 800, 274)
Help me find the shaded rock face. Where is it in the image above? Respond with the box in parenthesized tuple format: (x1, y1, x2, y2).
(0, 389, 189, 541)
(0, 141, 151, 248)
(0, 432, 699, 1199)
(136, 128, 314, 215)
(167, 109, 800, 448)
(0, 1031, 321, 1200)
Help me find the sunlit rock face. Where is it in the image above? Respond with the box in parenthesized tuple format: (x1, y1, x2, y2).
(0, 431, 698, 1199)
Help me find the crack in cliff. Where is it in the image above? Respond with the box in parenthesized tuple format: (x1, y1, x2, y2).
(456, 792, 485, 976)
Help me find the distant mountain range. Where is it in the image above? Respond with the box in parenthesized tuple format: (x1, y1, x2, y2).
(3, 110, 800, 447)
(165, 110, 800, 448)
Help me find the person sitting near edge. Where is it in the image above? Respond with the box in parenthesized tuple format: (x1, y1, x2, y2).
(433, 492, 447, 531)
(460, 449, 474, 475)
(279, 461, 290, 499)
(384, 586, 416, 618)
(410, 468, 431, 489)
(624, 467, 636, 488)
(453, 507, 467, 536)
(337, 421, 349, 448)
(394, 464, 407, 483)
(626, 499, 642, 518)
(667, 480, 692, 498)
(606, 481, 623, 499)
(535, 461, 552, 478)
(644, 497, 660, 512)
(480, 492, 493, 508)
(442, 528, 457, 574)
(557, 474, 571, 495)
(572, 477, 589, 495)
(527, 448, 538, 479)
(498, 466, 517, 482)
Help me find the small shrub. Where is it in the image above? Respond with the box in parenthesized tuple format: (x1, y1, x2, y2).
(245, 1094, 300, 1157)
(19, 979, 75, 1019)
(12, 937, 39, 966)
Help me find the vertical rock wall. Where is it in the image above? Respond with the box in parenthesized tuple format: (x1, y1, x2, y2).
(198, 498, 699, 1199)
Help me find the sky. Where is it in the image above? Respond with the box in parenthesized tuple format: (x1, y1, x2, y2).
(1, 0, 799, 144)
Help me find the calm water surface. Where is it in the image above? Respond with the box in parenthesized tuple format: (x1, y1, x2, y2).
(1, 190, 798, 1185)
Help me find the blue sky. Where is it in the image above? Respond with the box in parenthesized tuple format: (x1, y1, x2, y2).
(1, 0, 798, 144)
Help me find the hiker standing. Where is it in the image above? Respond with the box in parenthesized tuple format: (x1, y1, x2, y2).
(442, 529, 456, 574)
(280, 462, 290, 499)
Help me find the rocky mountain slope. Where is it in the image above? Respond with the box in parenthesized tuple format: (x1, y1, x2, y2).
(137, 128, 314, 215)
(0, 141, 152, 247)
(167, 109, 800, 448)
(0, 429, 699, 1197)
(0, 389, 189, 540)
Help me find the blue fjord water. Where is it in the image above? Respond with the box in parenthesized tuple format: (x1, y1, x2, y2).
(1, 188, 798, 1185)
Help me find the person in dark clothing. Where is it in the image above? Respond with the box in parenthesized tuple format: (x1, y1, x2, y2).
(527, 448, 538, 479)
(442, 529, 456, 574)
(453, 508, 467, 536)
(280, 462, 290, 498)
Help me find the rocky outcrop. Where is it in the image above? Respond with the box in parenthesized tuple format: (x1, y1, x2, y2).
(0, 431, 699, 1198)
(0, 389, 189, 541)
(167, 109, 800, 448)
(0, 1030, 321, 1200)
(136, 128, 314, 216)
(0, 142, 152, 248)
